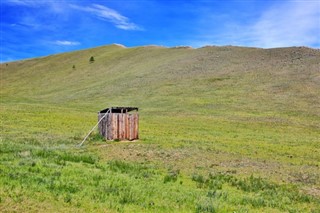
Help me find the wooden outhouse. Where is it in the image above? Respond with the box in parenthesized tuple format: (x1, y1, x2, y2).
(98, 107, 139, 141)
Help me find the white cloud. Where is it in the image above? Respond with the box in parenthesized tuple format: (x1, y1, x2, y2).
(5, 0, 30, 6)
(54, 40, 81, 46)
(4, 0, 47, 7)
(249, 1, 320, 48)
(70, 4, 142, 31)
(190, 1, 320, 48)
(4, 0, 68, 13)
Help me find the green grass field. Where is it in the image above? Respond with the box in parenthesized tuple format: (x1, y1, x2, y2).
(1, 44, 319, 212)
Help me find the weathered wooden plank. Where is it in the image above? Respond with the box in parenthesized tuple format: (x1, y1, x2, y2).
(119, 113, 125, 140)
(98, 108, 139, 141)
(98, 113, 107, 138)
(117, 114, 120, 139)
(107, 113, 112, 140)
(121, 110, 125, 140)
(130, 114, 135, 140)
(118, 113, 121, 140)
(128, 114, 131, 140)
(133, 114, 137, 140)
(135, 114, 139, 139)
(112, 113, 118, 139)
(102, 114, 106, 138)
(131, 114, 135, 141)
(118, 114, 121, 139)
(127, 114, 130, 140)
(119, 113, 122, 139)
(124, 113, 129, 140)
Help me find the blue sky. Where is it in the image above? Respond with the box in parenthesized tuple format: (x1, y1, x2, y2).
(1, 0, 319, 62)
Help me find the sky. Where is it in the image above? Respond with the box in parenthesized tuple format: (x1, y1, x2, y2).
(1, 0, 320, 62)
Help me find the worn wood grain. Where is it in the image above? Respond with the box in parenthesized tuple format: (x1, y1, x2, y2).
(98, 109, 139, 141)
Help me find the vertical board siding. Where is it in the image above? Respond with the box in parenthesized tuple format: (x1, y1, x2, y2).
(98, 111, 139, 141)
(125, 114, 129, 139)
(119, 113, 125, 140)
(112, 113, 118, 139)
(129, 114, 133, 140)
(134, 114, 139, 139)
(98, 113, 107, 138)
(107, 114, 112, 140)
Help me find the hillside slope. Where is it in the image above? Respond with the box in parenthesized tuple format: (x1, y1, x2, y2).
(1, 44, 320, 212)
(2, 44, 319, 116)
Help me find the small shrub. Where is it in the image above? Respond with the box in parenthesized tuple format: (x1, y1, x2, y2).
(64, 194, 72, 203)
(196, 198, 216, 213)
(207, 180, 223, 191)
(231, 175, 275, 192)
(108, 160, 134, 173)
(207, 190, 228, 200)
(55, 159, 66, 166)
(59, 153, 98, 164)
(89, 56, 95, 63)
(163, 169, 179, 183)
(107, 160, 154, 178)
(104, 186, 120, 196)
(73, 134, 82, 140)
(119, 188, 136, 204)
(207, 190, 217, 198)
(192, 174, 205, 188)
(241, 196, 266, 208)
(33, 149, 53, 158)
(52, 171, 61, 177)
(88, 133, 105, 142)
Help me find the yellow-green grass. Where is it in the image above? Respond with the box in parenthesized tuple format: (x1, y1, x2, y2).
(0, 44, 319, 212)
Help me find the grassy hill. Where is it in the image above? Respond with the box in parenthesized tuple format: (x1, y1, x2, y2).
(1, 44, 319, 212)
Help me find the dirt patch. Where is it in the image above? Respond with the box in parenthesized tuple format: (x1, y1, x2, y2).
(303, 187, 320, 198)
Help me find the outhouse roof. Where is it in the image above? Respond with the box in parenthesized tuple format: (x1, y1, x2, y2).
(99, 107, 138, 113)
